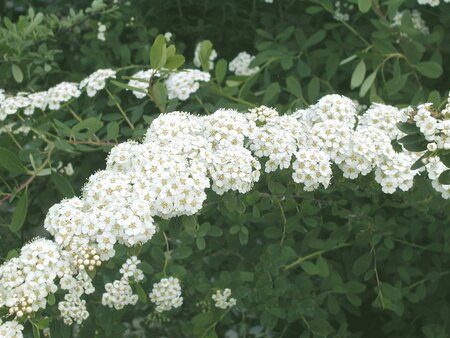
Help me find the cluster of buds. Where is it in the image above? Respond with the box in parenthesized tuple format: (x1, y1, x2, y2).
(8, 294, 34, 318)
(74, 248, 101, 271)
(195, 299, 211, 312)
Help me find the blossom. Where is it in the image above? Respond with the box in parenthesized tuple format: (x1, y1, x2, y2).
(229, 52, 259, 76)
(165, 69, 210, 101)
(212, 288, 236, 309)
(193, 42, 218, 70)
(0, 320, 24, 338)
(97, 22, 106, 41)
(127, 69, 160, 99)
(79, 69, 116, 97)
(149, 277, 183, 312)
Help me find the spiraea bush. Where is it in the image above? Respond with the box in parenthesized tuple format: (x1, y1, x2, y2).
(0, 0, 450, 337)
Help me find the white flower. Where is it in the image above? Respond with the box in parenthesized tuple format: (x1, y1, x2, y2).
(127, 69, 160, 99)
(212, 288, 236, 309)
(165, 69, 210, 101)
(97, 22, 106, 41)
(392, 10, 429, 35)
(164, 32, 173, 42)
(149, 277, 183, 312)
(229, 52, 259, 76)
(427, 142, 438, 152)
(193, 42, 218, 70)
(0, 320, 24, 338)
(79, 69, 116, 97)
(292, 148, 332, 191)
(102, 279, 138, 310)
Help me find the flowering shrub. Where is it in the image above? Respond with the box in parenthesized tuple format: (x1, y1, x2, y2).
(1, 0, 450, 337)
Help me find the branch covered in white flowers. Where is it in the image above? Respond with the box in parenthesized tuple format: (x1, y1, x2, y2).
(1, 92, 450, 336)
(0, 37, 260, 138)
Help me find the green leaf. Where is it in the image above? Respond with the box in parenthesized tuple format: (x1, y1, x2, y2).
(440, 153, 450, 168)
(136, 284, 148, 304)
(300, 261, 319, 275)
(48, 293, 56, 306)
(286, 76, 302, 97)
(414, 62, 443, 79)
(359, 71, 377, 97)
(106, 121, 119, 140)
(380, 282, 402, 301)
(165, 55, 185, 69)
(438, 170, 450, 185)
(215, 59, 227, 83)
(150, 34, 167, 69)
(340, 54, 357, 66)
(198, 40, 213, 71)
(196, 236, 206, 250)
(72, 117, 104, 138)
(51, 172, 75, 198)
(172, 246, 193, 259)
(352, 252, 372, 276)
(263, 82, 280, 105)
(182, 215, 197, 230)
(396, 122, 419, 135)
(32, 324, 41, 338)
(304, 30, 326, 49)
(10, 192, 28, 232)
(398, 134, 428, 152)
(358, 0, 371, 13)
(351, 60, 366, 89)
(140, 262, 153, 274)
(111, 80, 147, 94)
(6, 249, 19, 260)
(264, 226, 282, 239)
(239, 271, 254, 282)
(308, 77, 320, 102)
(0, 147, 28, 175)
(316, 257, 329, 277)
(11, 64, 24, 83)
(268, 180, 286, 195)
(151, 82, 167, 110)
(35, 317, 52, 330)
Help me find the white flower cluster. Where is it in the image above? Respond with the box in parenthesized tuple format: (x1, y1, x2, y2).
(127, 68, 210, 101)
(0, 122, 31, 136)
(102, 280, 138, 310)
(414, 103, 441, 144)
(102, 256, 145, 310)
(0, 68, 119, 123)
(212, 288, 236, 310)
(425, 158, 450, 199)
(412, 97, 450, 198)
(127, 69, 160, 99)
(417, 0, 449, 6)
(293, 95, 424, 194)
(2, 93, 450, 331)
(80, 69, 116, 97)
(97, 22, 106, 41)
(0, 320, 23, 338)
(194, 42, 218, 70)
(392, 10, 429, 35)
(149, 277, 183, 312)
(0, 239, 69, 320)
(333, 1, 354, 22)
(0, 82, 81, 122)
(166, 69, 211, 101)
(248, 109, 307, 172)
(58, 270, 94, 325)
(292, 149, 332, 191)
(229, 52, 259, 76)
